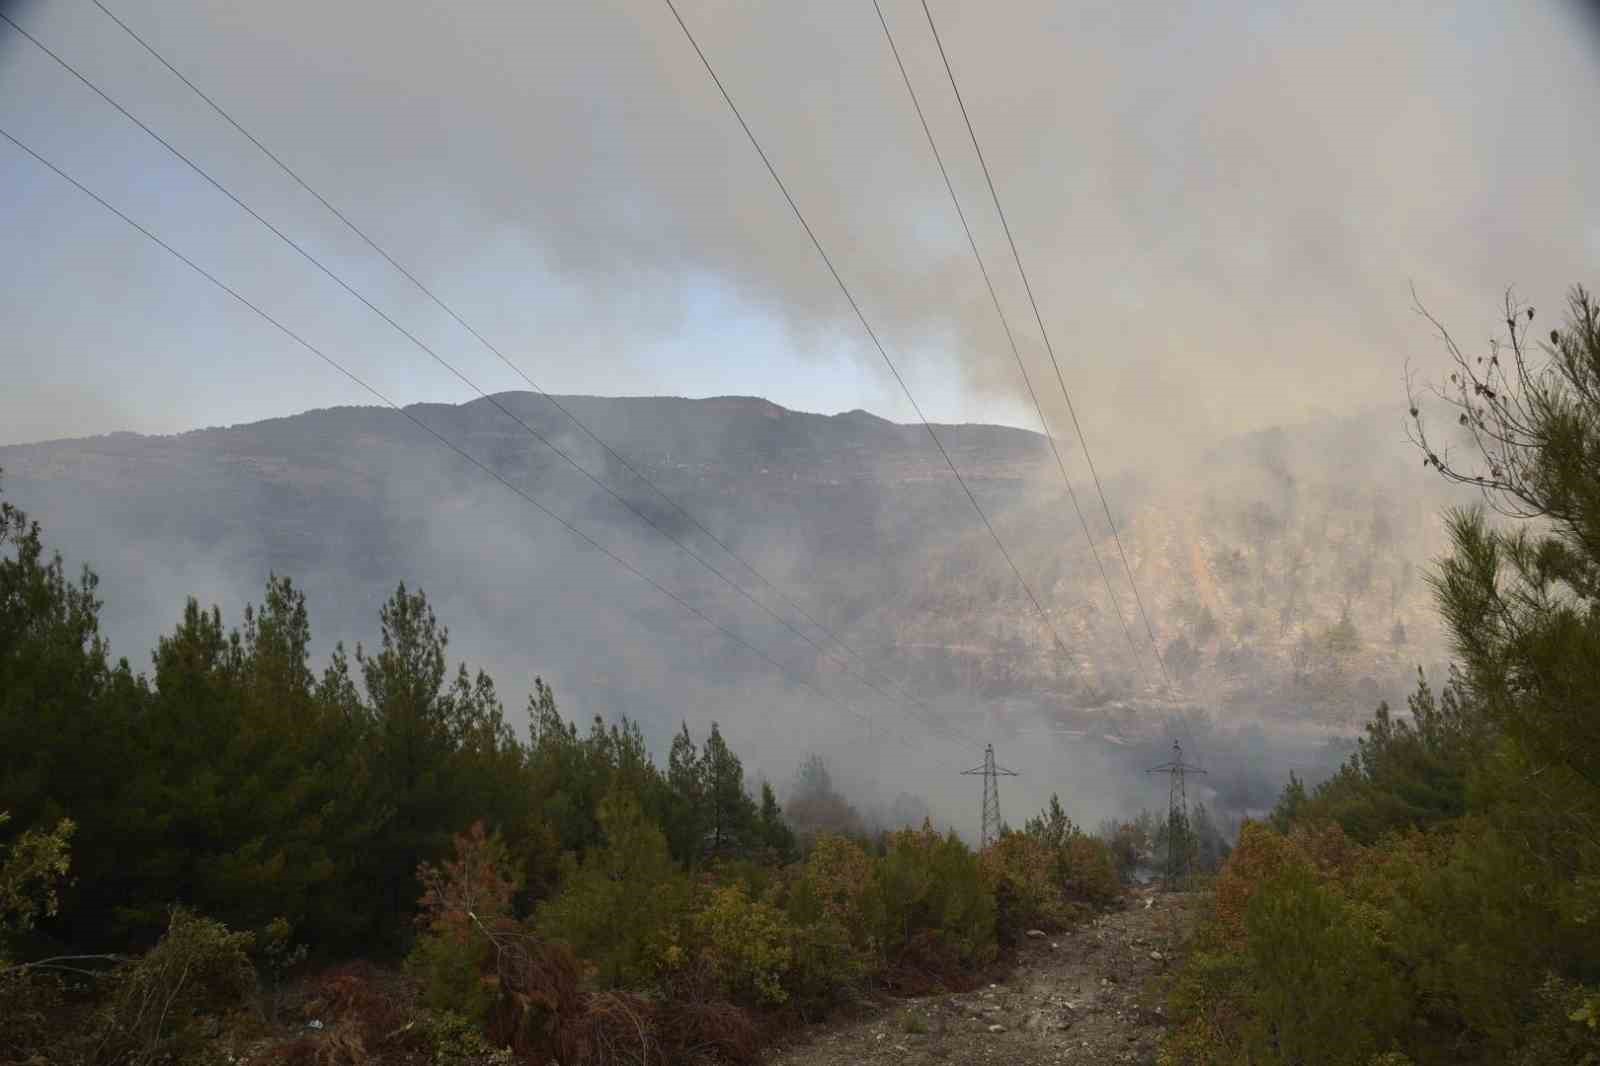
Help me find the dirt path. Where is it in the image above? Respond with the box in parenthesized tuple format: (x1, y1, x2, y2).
(765, 887, 1193, 1066)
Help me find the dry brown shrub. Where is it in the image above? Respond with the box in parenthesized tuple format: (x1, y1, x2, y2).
(481, 932, 585, 1059)
(297, 961, 419, 1059)
(877, 930, 986, 998)
(1288, 821, 1364, 880)
(566, 990, 658, 1065)
(481, 930, 758, 1066)
(656, 998, 760, 1065)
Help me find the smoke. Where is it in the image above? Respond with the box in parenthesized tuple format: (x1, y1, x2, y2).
(2, 0, 1592, 838)
(4, 0, 1598, 462)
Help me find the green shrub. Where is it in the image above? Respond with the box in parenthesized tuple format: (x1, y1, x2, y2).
(1509, 976, 1600, 1066)
(866, 824, 996, 973)
(99, 908, 257, 1065)
(537, 790, 691, 988)
(792, 833, 872, 941)
(785, 906, 867, 1009)
(0, 811, 74, 959)
(407, 929, 497, 1026)
(779, 834, 877, 1005)
(418, 1009, 514, 1066)
(706, 856, 787, 908)
(980, 832, 1069, 942)
(1162, 938, 1253, 1065)
(694, 883, 792, 1006)
(1242, 864, 1406, 1066)
(256, 916, 309, 1024)
(1059, 833, 1121, 907)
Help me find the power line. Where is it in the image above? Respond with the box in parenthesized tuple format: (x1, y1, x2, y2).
(914, 0, 1166, 681)
(870, 0, 1146, 682)
(5, 8, 970, 745)
(0, 119, 926, 751)
(87, 0, 944, 725)
(659, 0, 1077, 665)
(916, 0, 1202, 764)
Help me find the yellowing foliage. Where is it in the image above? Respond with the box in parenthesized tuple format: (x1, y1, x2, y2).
(694, 884, 793, 1006)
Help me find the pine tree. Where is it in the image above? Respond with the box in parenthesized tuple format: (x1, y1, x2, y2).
(1024, 793, 1074, 849)
(757, 781, 798, 863)
(536, 789, 689, 987)
(702, 723, 756, 856)
(357, 584, 464, 938)
(666, 722, 706, 864)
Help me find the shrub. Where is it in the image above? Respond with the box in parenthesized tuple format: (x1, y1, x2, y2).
(537, 790, 691, 988)
(867, 824, 996, 982)
(655, 998, 760, 1066)
(1243, 863, 1407, 1065)
(979, 832, 1066, 942)
(289, 961, 419, 1065)
(408, 821, 521, 1025)
(1211, 822, 1308, 948)
(0, 812, 74, 957)
(417, 1009, 513, 1066)
(782, 834, 875, 1007)
(99, 908, 257, 1065)
(0, 813, 83, 1065)
(257, 916, 309, 1024)
(1510, 976, 1600, 1066)
(1161, 939, 1253, 1066)
(1058, 833, 1121, 907)
(480, 935, 584, 1061)
(0, 967, 70, 1064)
(407, 929, 497, 1027)
(785, 906, 867, 1011)
(792, 834, 872, 940)
(416, 822, 520, 944)
(694, 883, 792, 1006)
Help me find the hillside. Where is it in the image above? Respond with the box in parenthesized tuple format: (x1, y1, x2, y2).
(0, 394, 1461, 750)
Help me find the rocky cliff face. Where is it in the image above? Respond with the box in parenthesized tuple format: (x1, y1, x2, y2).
(0, 394, 1461, 743)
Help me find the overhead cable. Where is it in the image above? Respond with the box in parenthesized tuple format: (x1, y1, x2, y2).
(88, 0, 958, 736)
(919, 0, 1202, 762)
(4, 8, 973, 745)
(871, 0, 1146, 682)
(660, 0, 1079, 665)
(0, 120, 934, 750)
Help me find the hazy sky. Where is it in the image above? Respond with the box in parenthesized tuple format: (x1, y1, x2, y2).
(4, 0, 1598, 468)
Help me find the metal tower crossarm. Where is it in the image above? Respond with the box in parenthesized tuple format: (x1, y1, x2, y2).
(1146, 740, 1206, 889)
(962, 743, 1018, 849)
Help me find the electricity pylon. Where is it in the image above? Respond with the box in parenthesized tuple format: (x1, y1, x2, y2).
(961, 743, 1018, 849)
(1147, 739, 1206, 890)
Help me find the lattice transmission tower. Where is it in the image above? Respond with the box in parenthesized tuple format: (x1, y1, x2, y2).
(1147, 740, 1206, 889)
(961, 743, 1018, 849)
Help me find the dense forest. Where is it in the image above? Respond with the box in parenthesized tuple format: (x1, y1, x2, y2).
(0, 462, 1144, 1064)
(1161, 288, 1600, 1064)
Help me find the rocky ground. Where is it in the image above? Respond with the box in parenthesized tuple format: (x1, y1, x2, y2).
(765, 887, 1196, 1066)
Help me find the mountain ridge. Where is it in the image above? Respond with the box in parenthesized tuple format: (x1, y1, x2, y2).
(0, 393, 1460, 751)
